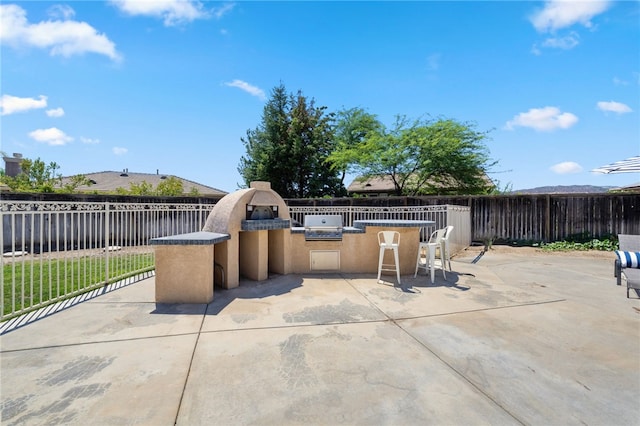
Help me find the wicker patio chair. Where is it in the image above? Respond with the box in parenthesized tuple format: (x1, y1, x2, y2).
(615, 234, 640, 298)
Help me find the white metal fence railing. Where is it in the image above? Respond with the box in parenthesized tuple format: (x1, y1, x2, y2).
(1, 201, 215, 321)
(1, 200, 469, 322)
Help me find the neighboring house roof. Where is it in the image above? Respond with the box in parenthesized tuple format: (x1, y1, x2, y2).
(613, 182, 640, 192)
(60, 171, 228, 196)
(347, 176, 396, 195)
(348, 173, 494, 196)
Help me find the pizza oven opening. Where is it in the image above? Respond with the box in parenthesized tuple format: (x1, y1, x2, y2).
(246, 204, 278, 220)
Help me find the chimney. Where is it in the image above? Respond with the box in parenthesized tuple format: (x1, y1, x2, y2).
(3, 153, 24, 177)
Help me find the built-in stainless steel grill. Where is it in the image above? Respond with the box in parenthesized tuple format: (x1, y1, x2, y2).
(304, 215, 343, 241)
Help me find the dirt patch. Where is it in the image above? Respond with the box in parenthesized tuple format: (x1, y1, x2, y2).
(460, 244, 615, 260)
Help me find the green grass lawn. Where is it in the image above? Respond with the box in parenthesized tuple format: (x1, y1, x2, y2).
(2, 253, 154, 320)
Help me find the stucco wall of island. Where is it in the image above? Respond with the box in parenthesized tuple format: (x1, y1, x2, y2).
(150, 231, 230, 303)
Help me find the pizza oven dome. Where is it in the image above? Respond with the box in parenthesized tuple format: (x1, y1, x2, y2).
(202, 181, 290, 234)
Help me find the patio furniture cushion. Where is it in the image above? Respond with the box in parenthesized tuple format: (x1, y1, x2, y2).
(615, 251, 640, 268)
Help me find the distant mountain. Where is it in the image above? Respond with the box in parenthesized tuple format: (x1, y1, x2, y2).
(512, 185, 614, 194)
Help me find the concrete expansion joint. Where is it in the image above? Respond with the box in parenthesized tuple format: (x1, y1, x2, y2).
(0, 331, 203, 355)
(174, 306, 208, 425)
(394, 319, 527, 426)
(392, 298, 568, 322)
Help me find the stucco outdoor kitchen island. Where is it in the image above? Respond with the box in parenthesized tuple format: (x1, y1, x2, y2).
(290, 219, 435, 276)
(150, 231, 229, 303)
(150, 182, 439, 304)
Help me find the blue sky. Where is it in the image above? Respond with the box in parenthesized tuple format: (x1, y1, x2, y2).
(1, 0, 638, 193)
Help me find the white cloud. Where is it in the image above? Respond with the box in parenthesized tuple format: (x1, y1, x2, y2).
(28, 127, 73, 146)
(113, 147, 128, 155)
(48, 4, 76, 20)
(224, 80, 266, 101)
(426, 53, 441, 71)
(0, 94, 47, 115)
(542, 32, 580, 50)
(531, 44, 542, 56)
(597, 101, 632, 114)
(0, 4, 121, 61)
(46, 107, 65, 117)
(212, 3, 235, 20)
(80, 137, 100, 144)
(613, 77, 628, 86)
(530, 0, 611, 33)
(550, 161, 583, 174)
(505, 106, 579, 132)
(110, 0, 208, 26)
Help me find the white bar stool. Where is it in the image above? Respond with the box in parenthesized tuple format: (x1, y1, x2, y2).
(377, 231, 401, 284)
(414, 228, 447, 283)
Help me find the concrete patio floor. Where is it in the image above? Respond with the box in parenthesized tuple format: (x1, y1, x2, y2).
(1, 247, 639, 425)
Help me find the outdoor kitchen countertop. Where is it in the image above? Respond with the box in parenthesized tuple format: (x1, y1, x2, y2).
(353, 219, 435, 229)
(149, 231, 230, 245)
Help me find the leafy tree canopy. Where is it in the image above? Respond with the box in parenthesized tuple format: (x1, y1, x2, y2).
(0, 155, 193, 196)
(330, 115, 497, 196)
(0, 157, 91, 193)
(238, 83, 343, 198)
(327, 107, 383, 189)
(115, 176, 192, 196)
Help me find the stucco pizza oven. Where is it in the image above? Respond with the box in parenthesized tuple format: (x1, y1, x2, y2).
(202, 181, 291, 288)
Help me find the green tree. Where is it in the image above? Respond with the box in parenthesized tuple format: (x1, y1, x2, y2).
(334, 116, 496, 196)
(0, 155, 94, 193)
(156, 176, 184, 196)
(61, 174, 94, 193)
(1, 157, 62, 193)
(327, 107, 383, 190)
(125, 181, 154, 195)
(238, 83, 343, 198)
(114, 177, 196, 196)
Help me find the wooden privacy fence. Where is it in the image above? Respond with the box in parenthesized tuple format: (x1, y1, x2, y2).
(467, 194, 639, 243)
(286, 193, 640, 243)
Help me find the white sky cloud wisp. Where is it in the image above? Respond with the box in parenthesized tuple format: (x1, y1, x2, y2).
(0, 94, 47, 115)
(505, 106, 579, 132)
(426, 53, 441, 72)
(597, 101, 632, 114)
(48, 4, 76, 20)
(29, 127, 74, 146)
(224, 80, 266, 101)
(113, 147, 128, 155)
(0, 4, 121, 61)
(542, 32, 580, 50)
(212, 3, 235, 20)
(110, 0, 209, 26)
(550, 161, 583, 174)
(80, 137, 100, 144)
(46, 107, 65, 118)
(530, 0, 611, 33)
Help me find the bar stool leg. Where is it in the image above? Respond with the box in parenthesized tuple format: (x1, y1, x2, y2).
(428, 243, 436, 284)
(377, 246, 384, 282)
(393, 246, 401, 284)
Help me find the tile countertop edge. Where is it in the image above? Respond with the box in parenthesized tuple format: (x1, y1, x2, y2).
(353, 219, 436, 230)
(149, 231, 230, 245)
